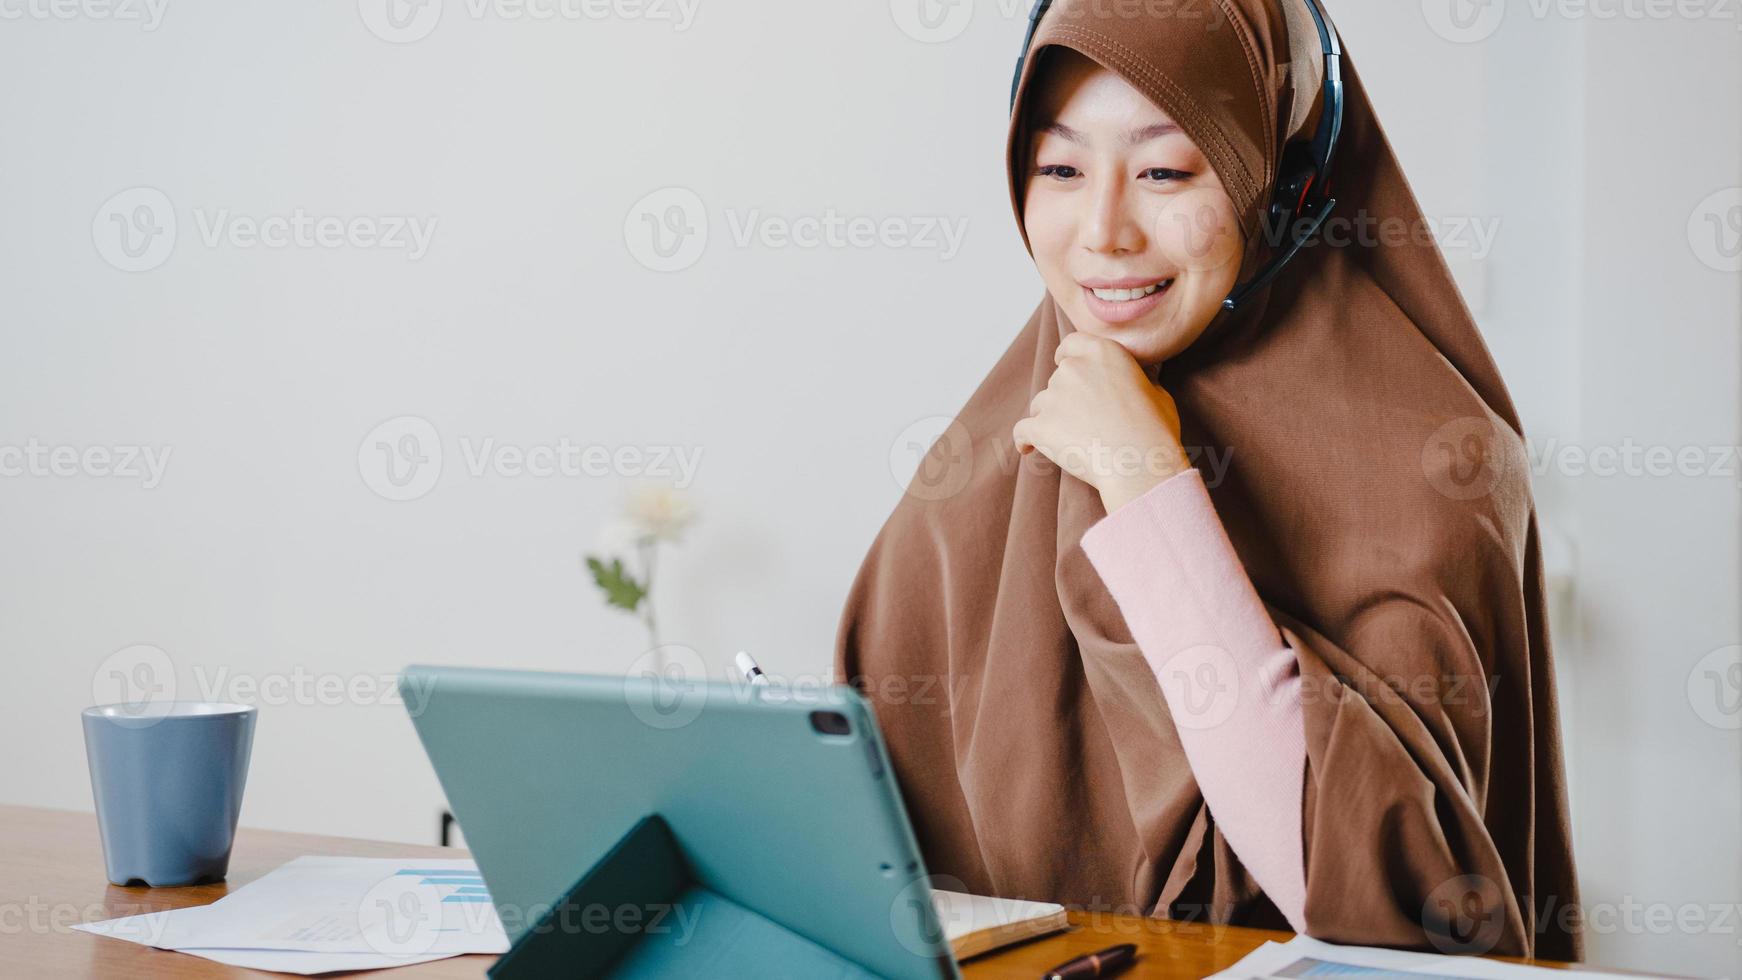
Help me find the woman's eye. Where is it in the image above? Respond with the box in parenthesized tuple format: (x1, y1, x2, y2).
(1036, 164, 1080, 180)
(1140, 167, 1190, 182)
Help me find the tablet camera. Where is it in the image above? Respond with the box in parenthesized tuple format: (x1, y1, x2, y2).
(809, 710, 852, 737)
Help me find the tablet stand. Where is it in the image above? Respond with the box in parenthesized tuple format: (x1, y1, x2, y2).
(487, 813, 885, 979)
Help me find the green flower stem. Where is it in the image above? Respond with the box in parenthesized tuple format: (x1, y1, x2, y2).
(637, 535, 659, 649)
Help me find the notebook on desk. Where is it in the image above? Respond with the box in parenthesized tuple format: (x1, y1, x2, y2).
(934, 889, 1069, 960)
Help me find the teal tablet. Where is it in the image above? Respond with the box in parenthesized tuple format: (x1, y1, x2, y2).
(399, 664, 960, 979)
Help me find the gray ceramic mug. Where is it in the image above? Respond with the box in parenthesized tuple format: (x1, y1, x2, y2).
(81, 702, 256, 887)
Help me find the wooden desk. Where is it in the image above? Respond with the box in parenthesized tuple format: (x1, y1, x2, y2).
(6, 804, 1606, 978)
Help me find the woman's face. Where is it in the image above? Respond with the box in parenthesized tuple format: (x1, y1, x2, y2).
(1022, 50, 1245, 366)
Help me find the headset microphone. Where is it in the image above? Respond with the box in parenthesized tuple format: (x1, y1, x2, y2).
(1009, 0, 1345, 313)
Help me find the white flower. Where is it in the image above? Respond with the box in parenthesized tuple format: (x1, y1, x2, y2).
(623, 484, 697, 544)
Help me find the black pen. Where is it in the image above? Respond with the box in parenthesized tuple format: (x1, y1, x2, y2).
(1043, 942, 1137, 980)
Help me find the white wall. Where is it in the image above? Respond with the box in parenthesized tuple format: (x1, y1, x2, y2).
(1574, 13, 1742, 979)
(0, 0, 1034, 850)
(1, 1, 1736, 974)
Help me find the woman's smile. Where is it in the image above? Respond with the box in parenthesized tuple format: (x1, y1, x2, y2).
(1079, 275, 1175, 323)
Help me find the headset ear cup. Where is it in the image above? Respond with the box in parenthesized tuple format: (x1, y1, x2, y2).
(1221, 0, 1342, 313)
(1267, 141, 1317, 244)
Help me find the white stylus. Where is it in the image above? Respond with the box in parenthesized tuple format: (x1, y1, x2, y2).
(734, 650, 769, 687)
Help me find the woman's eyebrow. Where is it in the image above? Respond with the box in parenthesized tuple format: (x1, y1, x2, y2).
(1038, 121, 1183, 147)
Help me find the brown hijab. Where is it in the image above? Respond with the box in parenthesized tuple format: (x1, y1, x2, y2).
(834, 0, 1582, 961)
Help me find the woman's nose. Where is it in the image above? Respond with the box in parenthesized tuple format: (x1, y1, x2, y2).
(1081, 175, 1145, 255)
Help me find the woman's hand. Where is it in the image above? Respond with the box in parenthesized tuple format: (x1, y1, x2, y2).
(1012, 331, 1193, 515)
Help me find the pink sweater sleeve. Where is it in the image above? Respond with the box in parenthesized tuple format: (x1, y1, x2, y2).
(1079, 467, 1307, 932)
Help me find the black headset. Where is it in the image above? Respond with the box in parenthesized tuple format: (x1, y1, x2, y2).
(1010, 0, 1344, 313)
